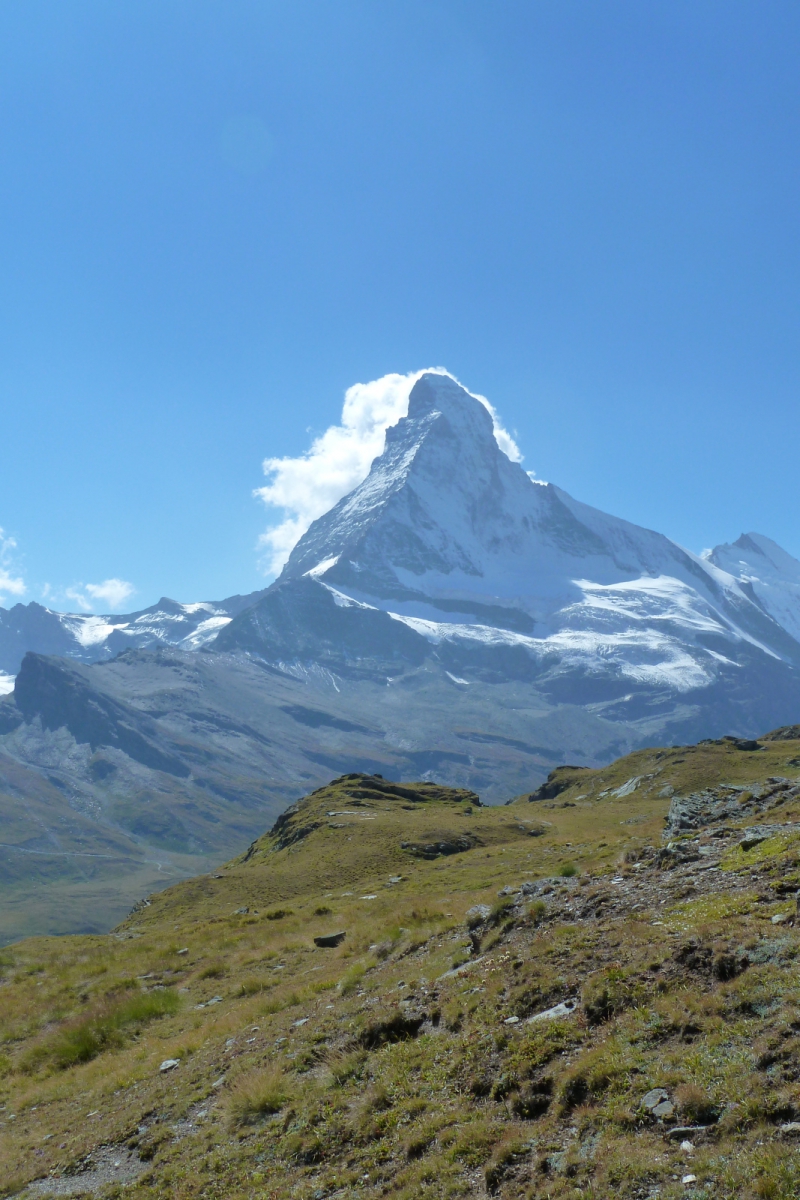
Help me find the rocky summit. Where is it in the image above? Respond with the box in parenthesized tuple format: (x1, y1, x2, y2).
(4, 729, 800, 1198)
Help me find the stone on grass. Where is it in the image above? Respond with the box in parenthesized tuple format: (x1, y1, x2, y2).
(643, 1088, 670, 1111)
(314, 931, 346, 948)
(159, 1059, 179, 1072)
(466, 904, 492, 924)
(527, 998, 578, 1024)
(666, 1126, 710, 1140)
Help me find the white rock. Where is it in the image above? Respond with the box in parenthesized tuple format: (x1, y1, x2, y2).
(159, 1059, 179, 1072)
(527, 999, 578, 1023)
(682, 1175, 697, 1185)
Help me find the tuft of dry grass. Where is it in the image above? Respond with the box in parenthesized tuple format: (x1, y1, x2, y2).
(226, 1065, 291, 1128)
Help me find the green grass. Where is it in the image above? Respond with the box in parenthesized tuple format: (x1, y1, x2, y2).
(25, 986, 181, 1070)
(2, 744, 800, 1198)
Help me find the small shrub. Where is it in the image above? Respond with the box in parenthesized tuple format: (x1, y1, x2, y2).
(488, 898, 515, 927)
(582, 967, 643, 1025)
(265, 908, 293, 921)
(406, 1132, 435, 1159)
(512, 1076, 552, 1118)
(559, 863, 578, 878)
(675, 1082, 718, 1124)
(449, 1121, 500, 1167)
(338, 963, 367, 995)
(326, 1048, 367, 1086)
(528, 899, 548, 925)
(364, 1083, 392, 1111)
(199, 963, 227, 980)
(226, 1067, 290, 1128)
(237, 977, 265, 997)
(314, 906, 332, 916)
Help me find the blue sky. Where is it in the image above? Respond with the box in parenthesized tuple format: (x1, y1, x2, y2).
(1, 1, 799, 611)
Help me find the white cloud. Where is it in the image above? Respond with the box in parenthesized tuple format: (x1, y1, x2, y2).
(0, 528, 25, 606)
(255, 368, 524, 576)
(66, 579, 136, 612)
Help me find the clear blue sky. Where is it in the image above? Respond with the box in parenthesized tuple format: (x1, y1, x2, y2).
(2, 1, 799, 610)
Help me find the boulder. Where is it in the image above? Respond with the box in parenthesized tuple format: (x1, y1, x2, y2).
(314, 931, 346, 948)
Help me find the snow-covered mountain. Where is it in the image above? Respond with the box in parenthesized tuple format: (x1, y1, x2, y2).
(3, 369, 800, 936)
(220, 371, 800, 712)
(5, 370, 800, 741)
(706, 533, 800, 647)
(0, 588, 268, 690)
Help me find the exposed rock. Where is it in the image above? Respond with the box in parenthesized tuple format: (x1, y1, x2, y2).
(528, 999, 578, 1024)
(466, 904, 492, 927)
(643, 1088, 670, 1111)
(314, 932, 346, 948)
(526, 766, 591, 802)
(401, 834, 479, 859)
(763, 726, 800, 742)
(665, 1125, 711, 1140)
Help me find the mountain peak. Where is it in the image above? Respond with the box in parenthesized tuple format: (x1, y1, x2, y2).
(278, 370, 530, 589)
(708, 532, 800, 644)
(406, 371, 496, 438)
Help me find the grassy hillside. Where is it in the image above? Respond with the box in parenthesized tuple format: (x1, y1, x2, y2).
(3, 730, 800, 1198)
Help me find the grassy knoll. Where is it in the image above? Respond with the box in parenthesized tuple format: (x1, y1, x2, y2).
(2, 735, 800, 1198)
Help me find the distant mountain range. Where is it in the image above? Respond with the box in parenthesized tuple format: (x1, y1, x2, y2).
(1, 370, 799, 939)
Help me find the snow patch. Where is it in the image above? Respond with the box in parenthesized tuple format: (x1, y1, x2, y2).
(306, 556, 340, 579)
(60, 615, 128, 647)
(180, 616, 232, 649)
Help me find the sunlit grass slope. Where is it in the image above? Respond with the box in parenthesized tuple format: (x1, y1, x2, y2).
(3, 731, 800, 1199)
